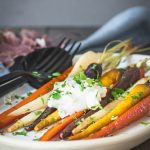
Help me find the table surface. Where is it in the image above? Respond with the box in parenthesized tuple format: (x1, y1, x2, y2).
(0, 27, 150, 150)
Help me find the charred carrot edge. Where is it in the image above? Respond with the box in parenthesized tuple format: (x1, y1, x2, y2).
(34, 110, 61, 131)
(0, 67, 73, 129)
(139, 67, 145, 78)
(40, 111, 84, 141)
(88, 95, 150, 139)
(25, 107, 56, 131)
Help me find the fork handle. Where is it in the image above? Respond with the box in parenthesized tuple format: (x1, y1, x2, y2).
(0, 77, 26, 97)
(0, 71, 31, 84)
(79, 7, 150, 52)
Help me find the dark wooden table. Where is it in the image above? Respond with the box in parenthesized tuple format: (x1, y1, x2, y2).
(1, 26, 150, 150)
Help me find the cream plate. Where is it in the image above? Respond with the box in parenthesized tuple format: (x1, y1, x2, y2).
(0, 54, 150, 150)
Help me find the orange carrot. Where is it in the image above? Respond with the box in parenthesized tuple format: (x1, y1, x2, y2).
(40, 111, 84, 141)
(0, 67, 72, 129)
(88, 95, 150, 139)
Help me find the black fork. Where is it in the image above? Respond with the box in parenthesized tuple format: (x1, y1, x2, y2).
(0, 38, 81, 97)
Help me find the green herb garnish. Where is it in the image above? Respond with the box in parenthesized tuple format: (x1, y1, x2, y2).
(26, 108, 31, 112)
(92, 64, 97, 70)
(52, 72, 61, 77)
(34, 111, 42, 116)
(51, 89, 61, 99)
(33, 137, 39, 141)
(48, 75, 52, 78)
(75, 120, 82, 126)
(51, 117, 57, 122)
(32, 71, 41, 77)
(140, 121, 150, 126)
(40, 95, 45, 104)
(61, 81, 66, 88)
(89, 116, 96, 123)
(132, 92, 143, 99)
(14, 95, 25, 99)
(112, 88, 124, 100)
(86, 78, 95, 87)
(12, 130, 27, 136)
(4, 98, 12, 105)
(27, 92, 32, 96)
(91, 104, 103, 110)
(65, 91, 72, 95)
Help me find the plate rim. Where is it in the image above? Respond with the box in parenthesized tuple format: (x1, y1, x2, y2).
(0, 53, 150, 149)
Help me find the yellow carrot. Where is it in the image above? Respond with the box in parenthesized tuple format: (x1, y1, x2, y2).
(69, 83, 150, 140)
(34, 110, 60, 131)
(72, 77, 149, 134)
(101, 69, 122, 87)
(72, 98, 122, 135)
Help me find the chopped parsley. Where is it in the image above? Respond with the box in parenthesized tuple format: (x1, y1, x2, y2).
(51, 89, 61, 99)
(52, 72, 61, 77)
(140, 121, 150, 126)
(89, 116, 96, 123)
(33, 137, 39, 141)
(34, 110, 42, 116)
(48, 75, 52, 78)
(32, 71, 41, 77)
(92, 64, 97, 70)
(12, 129, 27, 136)
(75, 121, 82, 126)
(4, 98, 12, 105)
(75, 118, 84, 126)
(65, 91, 72, 95)
(14, 95, 25, 100)
(91, 104, 103, 110)
(86, 78, 95, 87)
(112, 88, 124, 100)
(51, 117, 57, 122)
(73, 71, 103, 92)
(26, 108, 31, 112)
(61, 81, 66, 88)
(132, 92, 143, 99)
(27, 92, 32, 96)
(40, 95, 45, 104)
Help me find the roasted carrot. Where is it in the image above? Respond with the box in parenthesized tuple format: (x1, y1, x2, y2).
(72, 77, 148, 135)
(101, 69, 123, 87)
(34, 110, 61, 131)
(0, 67, 72, 129)
(68, 83, 150, 140)
(7, 108, 45, 132)
(59, 69, 123, 139)
(101, 67, 142, 107)
(40, 111, 84, 141)
(88, 95, 150, 139)
(25, 107, 56, 131)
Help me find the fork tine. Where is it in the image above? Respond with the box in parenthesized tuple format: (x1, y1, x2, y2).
(67, 41, 77, 54)
(30, 48, 53, 70)
(39, 39, 71, 72)
(47, 42, 81, 73)
(59, 42, 82, 71)
(72, 42, 82, 56)
(35, 38, 68, 71)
